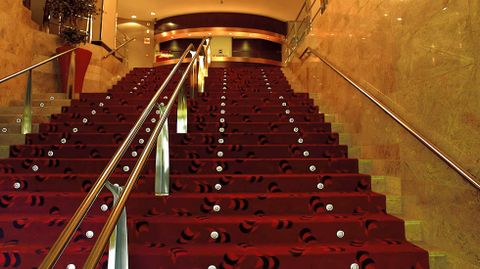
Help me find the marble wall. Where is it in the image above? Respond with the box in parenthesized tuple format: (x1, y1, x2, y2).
(0, 0, 129, 106)
(286, 0, 480, 268)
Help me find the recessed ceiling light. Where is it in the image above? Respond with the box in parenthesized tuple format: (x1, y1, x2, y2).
(396, 17, 403, 21)
(188, 33, 192, 36)
(208, 33, 212, 35)
(229, 33, 232, 35)
(131, 15, 137, 19)
(150, 12, 156, 16)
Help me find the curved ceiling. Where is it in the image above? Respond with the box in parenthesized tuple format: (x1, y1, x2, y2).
(118, 0, 304, 22)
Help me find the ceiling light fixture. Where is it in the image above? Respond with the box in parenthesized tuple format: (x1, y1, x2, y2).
(150, 12, 156, 16)
(131, 15, 137, 19)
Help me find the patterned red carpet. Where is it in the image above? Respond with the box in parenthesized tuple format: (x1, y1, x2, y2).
(0, 66, 429, 268)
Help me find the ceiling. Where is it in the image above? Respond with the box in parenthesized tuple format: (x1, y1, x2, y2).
(117, 0, 304, 22)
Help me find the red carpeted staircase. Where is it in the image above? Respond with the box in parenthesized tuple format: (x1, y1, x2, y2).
(0, 66, 429, 268)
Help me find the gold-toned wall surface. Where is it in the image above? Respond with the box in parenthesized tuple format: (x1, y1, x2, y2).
(0, 0, 128, 106)
(286, 1, 480, 268)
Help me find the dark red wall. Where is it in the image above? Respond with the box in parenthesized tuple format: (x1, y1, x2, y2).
(155, 13, 287, 35)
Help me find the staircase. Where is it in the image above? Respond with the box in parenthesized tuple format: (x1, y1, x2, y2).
(0, 65, 429, 268)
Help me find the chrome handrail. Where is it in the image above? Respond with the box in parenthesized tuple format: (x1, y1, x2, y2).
(0, 47, 78, 133)
(38, 37, 210, 268)
(103, 37, 136, 59)
(298, 47, 480, 190)
(0, 48, 77, 84)
(83, 37, 209, 268)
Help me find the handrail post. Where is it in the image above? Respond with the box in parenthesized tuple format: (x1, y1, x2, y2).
(156, 103, 170, 196)
(177, 87, 188, 134)
(189, 50, 197, 96)
(21, 70, 33, 134)
(66, 50, 76, 99)
(105, 182, 129, 269)
(197, 55, 206, 93)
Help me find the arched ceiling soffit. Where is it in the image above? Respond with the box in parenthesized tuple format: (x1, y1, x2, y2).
(117, 0, 304, 22)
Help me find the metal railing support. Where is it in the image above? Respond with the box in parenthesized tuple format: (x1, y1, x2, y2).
(66, 50, 76, 99)
(105, 182, 129, 269)
(155, 103, 171, 196)
(176, 87, 188, 134)
(21, 70, 33, 134)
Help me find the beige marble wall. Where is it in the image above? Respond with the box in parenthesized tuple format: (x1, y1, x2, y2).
(286, 0, 480, 268)
(0, 0, 129, 106)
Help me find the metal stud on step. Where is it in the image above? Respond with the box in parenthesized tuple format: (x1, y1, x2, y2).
(61, 138, 67, 144)
(213, 205, 221, 212)
(139, 139, 145, 144)
(13, 182, 21, 190)
(219, 127, 225, 133)
(220, 110, 226, 114)
(214, 184, 222, 190)
(86, 230, 94, 239)
(317, 182, 325, 190)
(221, 96, 226, 99)
(99, 102, 104, 107)
(151, 118, 157, 123)
(47, 150, 54, 157)
(50, 96, 55, 101)
(100, 204, 109, 212)
(285, 109, 290, 114)
(303, 151, 310, 157)
(32, 165, 39, 172)
(218, 138, 224, 144)
(210, 231, 219, 239)
(131, 151, 138, 157)
(336, 230, 345, 238)
(219, 118, 225, 123)
(72, 128, 78, 133)
(289, 118, 295, 123)
(293, 127, 299, 133)
(220, 102, 226, 107)
(66, 264, 76, 269)
(91, 110, 96, 115)
(298, 138, 304, 144)
(282, 102, 287, 107)
(1, 128, 7, 133)
(106, 96, 111, 100)
(82, 118, 88, 124)
(216, 166, 223, 172)
(309, 165, 316, 172)
(16, 118, 21, 123)
(163, 96, 168, 99)
(123, 166, 130, 172)
(146, 127, 151, 133)
(279, 96, 284, 99)
(217, 151, 224, 157)
(40, 102, 45, 108)
(326, 204, 334, 211)
(208, 265, 217, 269)
(350, 263, 360, 269)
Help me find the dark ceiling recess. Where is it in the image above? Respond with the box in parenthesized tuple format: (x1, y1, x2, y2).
(155, 13, 287, 35)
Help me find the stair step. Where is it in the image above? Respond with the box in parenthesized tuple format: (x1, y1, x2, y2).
(10, 99, 71, 107)
(0, 134, 25, 145)
(0, 114, 52, 123)
(0, 123, 39, 134)
(0, 106, 63, 114)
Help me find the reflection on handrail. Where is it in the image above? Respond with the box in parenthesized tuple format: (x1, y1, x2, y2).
(103, 37, 136, 59)
(298, 47, 480, 190)
(38, 39, 208, 268)
(83, 37, 210, 268)
(0, 47, 78, 134)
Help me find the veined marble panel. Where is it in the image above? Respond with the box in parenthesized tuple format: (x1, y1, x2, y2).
(287, 0, 480, 267)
